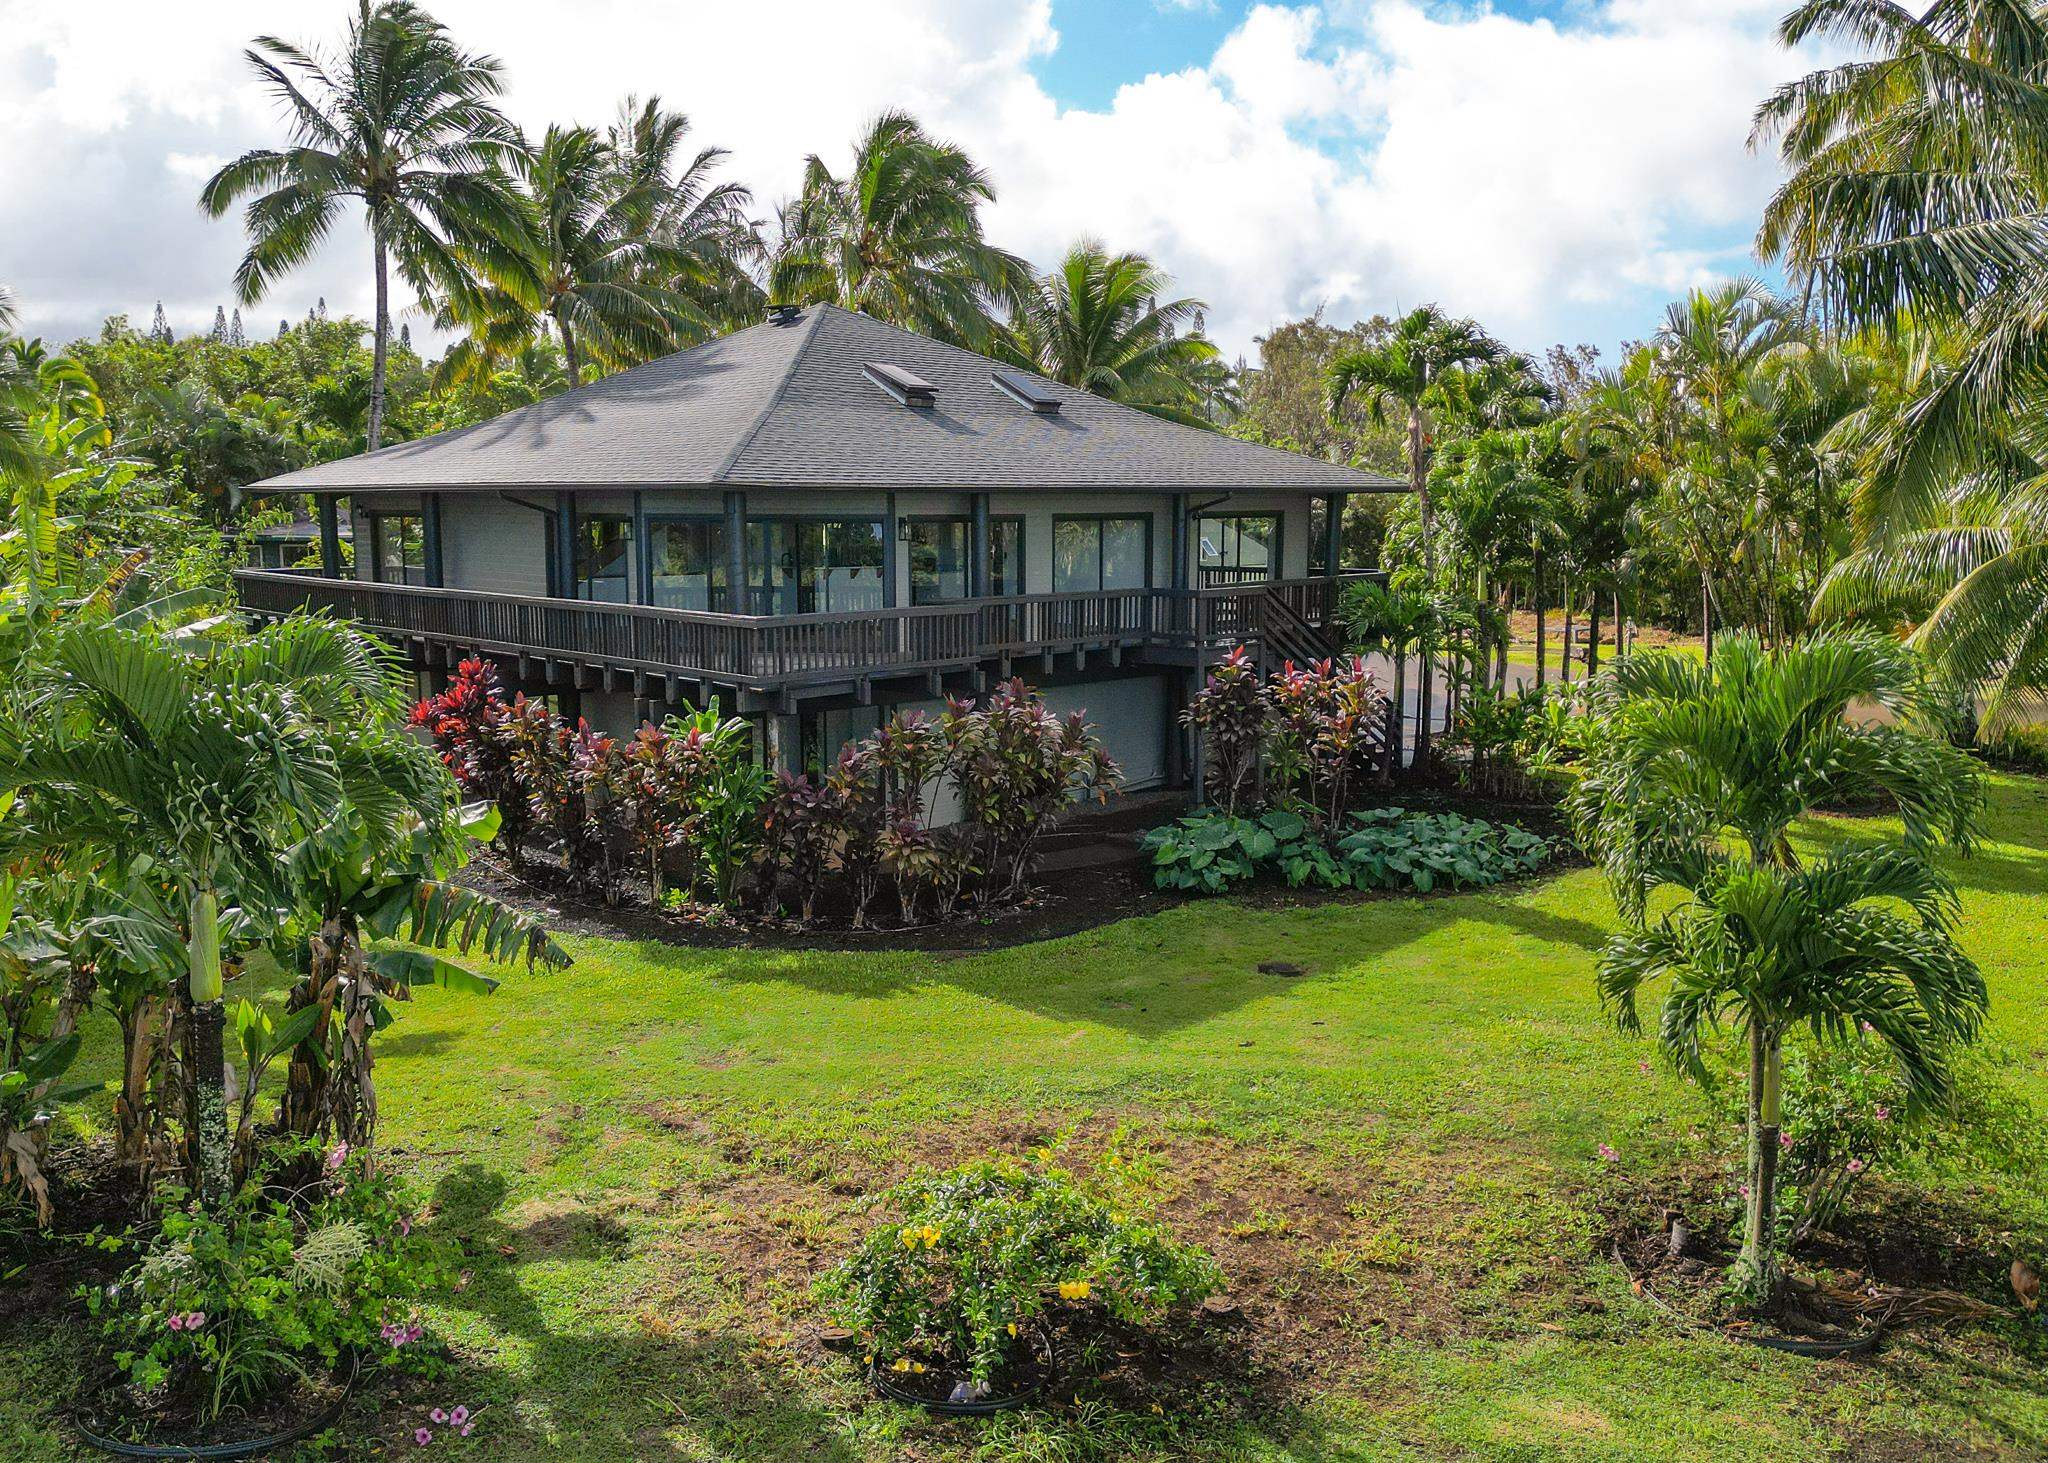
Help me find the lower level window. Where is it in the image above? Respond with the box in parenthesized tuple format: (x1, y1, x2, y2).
(368, 513, 426, 585)
(1053, 516, 1149, 592)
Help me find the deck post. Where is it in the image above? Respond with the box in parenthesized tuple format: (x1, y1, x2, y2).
(318, 495, 343, 578)
(423, 494, 444, 587)
(723, 491, 746, 613)
(1170, 493, 1190, 591)
(1186, 664, 1206, 806)
(553, 493, 576, 598)
(1324, 493, 1346, 576)
(882, 492, 900, 609)
(970, 493, 991, 598)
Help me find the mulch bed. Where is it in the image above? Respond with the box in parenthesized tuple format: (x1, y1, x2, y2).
(455, 782, 1577, 954)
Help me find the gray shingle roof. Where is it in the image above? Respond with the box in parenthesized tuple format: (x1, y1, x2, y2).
(250, 305, 1403, 495)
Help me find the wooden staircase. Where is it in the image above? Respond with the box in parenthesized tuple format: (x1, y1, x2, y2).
(1251, 584, 1344, 671)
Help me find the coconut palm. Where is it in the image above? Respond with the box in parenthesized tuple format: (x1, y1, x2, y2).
(1003, 241, 1227, 425)
(1569, 630, 1983, 1300)
(1327, 306, 1507, 762)
(769, 111, 1026, 348)
(607, 96, 763, 335)
(199, 1, 526, 450)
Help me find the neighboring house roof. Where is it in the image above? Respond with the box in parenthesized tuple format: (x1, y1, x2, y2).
(250, 517, 348, 541)
(248, 305, 1403, 496)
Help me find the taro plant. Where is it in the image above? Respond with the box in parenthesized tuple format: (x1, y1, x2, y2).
(1140, 812, 1275, 893)
(1571, 631, 1985, 1303)
(1336, 808, 1549, 893)
(818, 1157, 1221, 1393)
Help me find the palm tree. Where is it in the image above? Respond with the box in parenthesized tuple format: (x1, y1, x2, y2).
(1003, 241, 1227, 425)
(1754, 3, 2048, 715)
(199, 1, 526, 450)
(0, 615, 409, 1204)
(445, 101, 759, 387)
(1570, 630, 1983, 1301)
(1327, 306, 1506, 761)
(0, 287, 40, 484)
(769, 111, 1026, 348)
(1343, 575, 1454, 781)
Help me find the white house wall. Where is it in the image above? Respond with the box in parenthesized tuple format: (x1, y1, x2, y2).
(442, 496, 550, 596)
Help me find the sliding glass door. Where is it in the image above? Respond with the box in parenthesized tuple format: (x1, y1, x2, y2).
(647, 519, 728, 611)
(745, 518, 885, 614)
(1053, 515, 1150, 592)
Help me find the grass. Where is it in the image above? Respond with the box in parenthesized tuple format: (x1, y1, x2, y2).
(7, 776, 2048, 1459)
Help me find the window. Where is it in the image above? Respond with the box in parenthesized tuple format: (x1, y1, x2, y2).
(574, 516, 631, 602)
(1053, 515, 1150, 593)
(1197, 514, 1279, 582)
(908, 518, 969, 605)
(648, 519, 727, 611)
(990, 517, 1024, 597)
(745, 518, 885, 614)
(368, 513, 426, 585)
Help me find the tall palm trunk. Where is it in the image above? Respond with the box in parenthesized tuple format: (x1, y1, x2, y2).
(1560, 580, 1575, 685)
(186, 888, 231, 1208)
(1409, 407, 1436, 769)
(368, 229, 390, 452)
(1587, 594, 1603, 677)
(1737, 1021, 1785, 1303)
(1533, 553, 1547, 690)
(1382, 651, 1405, 783)
(1701, 569, 1715, 668)
(557, 311, 584, 386)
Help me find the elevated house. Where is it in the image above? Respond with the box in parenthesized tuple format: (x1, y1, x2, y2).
(236, 304, 1399, 791)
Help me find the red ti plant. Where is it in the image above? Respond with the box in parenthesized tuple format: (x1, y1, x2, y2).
(1182, 646, 1265, 814)
(868, 712, 948, 924)
(824, 741, 889, 928)
(410, 659, 529, 861)
(605, 724, 693, 901)
(947, 680, 1120, 907)
(501, 698, 615, 896)
(1265, 656, 1385, 830)
(758, 771, 843, 922)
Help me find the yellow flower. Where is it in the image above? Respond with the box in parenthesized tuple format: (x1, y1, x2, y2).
(1058, 1279, 1092, 1301)
(899, 1230, 920, 1249)
(918, 1224, 942, 1248)
(891, 1358, 913, 1373)
(911, 1362, 927, 1374)
(1150, 1403, 1164, 1415)
(1006, 1322, 1018, 1337)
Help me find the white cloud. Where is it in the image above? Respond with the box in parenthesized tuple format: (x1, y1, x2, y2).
(0, 0, 1826, 359)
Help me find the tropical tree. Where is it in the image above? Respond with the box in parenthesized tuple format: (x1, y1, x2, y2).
(1570, 631, 1984, 1301)
(769, 111, 1025, 348)
(1002, 241, 1230, 424)
(200, 0, 527, 450)
(1754, 0, 2048, 716)
(446, 102, 757, 386)
(0, 616, 414, 1205)
(1327, 305, 1507, 761)
(1343, 575, 1466, 781)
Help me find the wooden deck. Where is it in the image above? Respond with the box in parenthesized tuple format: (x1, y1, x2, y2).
(233, 568, 1381, 706)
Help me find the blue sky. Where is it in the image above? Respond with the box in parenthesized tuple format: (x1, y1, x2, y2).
(0, 0, 1821, 364)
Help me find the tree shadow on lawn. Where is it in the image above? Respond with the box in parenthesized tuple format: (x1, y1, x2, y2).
(403, 1164, 863, 1461)
(646, 879, 1614, 1040)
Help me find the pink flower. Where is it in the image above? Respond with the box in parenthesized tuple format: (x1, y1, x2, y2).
(184, 1312, 205, 1329)
(166, 1314, 184, 1331)
(326, 1143, 350, 1173)
(431, 1409, 447, 1424)
(1597, 1143, 1619, 1162)
(1739, 1185, 1752, 1199)
(1846, 1158, 1865, 1175)
(1874, 1105, 1890, 1122)
(1859, 1020, 1876, 1035)
(1779, 1132, 1794, 1150)
(414, 1427, 433, 1446)
(449, 1407, 470, 1426)
(1636, 1060, 1652, 1076)
(460, 1424, 474, 1438)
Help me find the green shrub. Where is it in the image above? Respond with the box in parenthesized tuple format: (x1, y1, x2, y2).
(1979, 723, 2048, 774)
(88, 1142, 453, 1421)
(1145, 807, 1548, 895)
(1140, 812, 1276, 892)
(817, 1158, 1222, 1390)
(1336, 808, 1550, 893)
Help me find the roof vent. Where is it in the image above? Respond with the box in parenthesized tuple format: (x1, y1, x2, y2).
(766, 303, 802, 324)
(863, 361, 937, 408)
(990, 367, 1062, 414)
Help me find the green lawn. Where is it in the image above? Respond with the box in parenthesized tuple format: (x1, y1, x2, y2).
(8, 777, 2048, 1460)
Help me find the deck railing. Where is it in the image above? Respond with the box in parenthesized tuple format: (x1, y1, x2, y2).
(233, 568, 1384, 689)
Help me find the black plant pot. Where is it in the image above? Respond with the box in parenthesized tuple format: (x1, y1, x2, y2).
(74, 1352, 360, 1459)
(870, 1330, 1054, 1416)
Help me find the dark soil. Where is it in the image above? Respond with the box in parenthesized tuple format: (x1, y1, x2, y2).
(72, 1356, 357, 1456)
(455, 782, 1577, 954)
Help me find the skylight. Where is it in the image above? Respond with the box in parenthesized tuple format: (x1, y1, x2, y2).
(990, 367, 1063, 414)
(863, 362, 937, 407)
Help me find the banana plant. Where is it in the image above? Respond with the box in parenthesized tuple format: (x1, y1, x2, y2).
(0, 876, 99, 1225)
